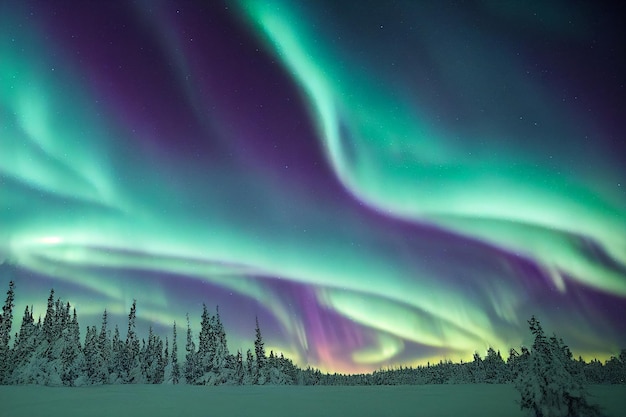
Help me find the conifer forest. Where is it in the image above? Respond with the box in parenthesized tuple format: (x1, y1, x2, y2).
(1, 281, 624, 401)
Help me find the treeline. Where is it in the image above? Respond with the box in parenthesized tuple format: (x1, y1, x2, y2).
(297, 347, 626, 387)
(0, 281, 624, 387)
(0, 282, 299, 386)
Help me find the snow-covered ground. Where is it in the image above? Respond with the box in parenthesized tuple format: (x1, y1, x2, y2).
(1, 384, 624, 417)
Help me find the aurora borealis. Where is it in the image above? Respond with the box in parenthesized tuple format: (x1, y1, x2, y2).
(1, 0, 624, 374)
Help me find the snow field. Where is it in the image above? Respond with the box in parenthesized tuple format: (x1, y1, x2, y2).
(1, 384, 624, 417)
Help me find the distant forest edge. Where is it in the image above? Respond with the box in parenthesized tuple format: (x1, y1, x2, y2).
(0, 281, 624, 387)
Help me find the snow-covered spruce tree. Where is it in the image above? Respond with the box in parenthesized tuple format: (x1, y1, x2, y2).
(84, 324, 107, 384)
(267, 350, 277, 383)
(163, 338, 173, 383)
(235, 350, 244, 385)
(191, 305, 234, 385)
(140, 329, 149, 383)
(19, 289, 57, 385)
(197, 303, 214, 382)
(583, 359, 604, 384)
(266, 351, 296, 385)
(61, 308, 84, 386)
(83, 326, 97, 384)
(83, 325, 96, 383)
(279, 352, 298, 385)
(617, 349, 626, 383)
(254, 316, 267, 384)
(141, 326, 164, 384)
(507, 348, 525, 383)
(10, 308, 45, 384)
(604, 350, 626, 383)
(196, 304, 215, 384)
(515, 316, 601, 417)
(0, 280, 15, 384)
(471, 352, 486, 383)
(245, 349, 255, 385)
(26, 292, 71, 386)
(109, 325, 124, 383)
(171, 322, 180, 384)
(211, 306, 232, 384)
(184, 313, 201, 384)
(123, 300, 142, 383)
(57, 300, 69, 336)
(42, 289, 56, 345)
(98, 310, 112, 377)
(10, 305, 37, 383)
(443, 359, 467, 384)
(484, 347, 507, 383)
(549, 335, 602, 414)
(458, 361, 474, 384)
(161, 336, 169, 383)
(61, 303, 84, 387)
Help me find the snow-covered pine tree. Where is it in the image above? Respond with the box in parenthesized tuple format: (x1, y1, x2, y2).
(0, 280, 15, 384)
(171, 322, 180, 384)
(11, 307, 46, 384)
(10, 305, 37, 383)
(42, 289, 56, 345)
(196, 303, 217, 384)
(159, 335, 168, 384)
(279, 353, 298, 385)
(267, 350, 278, 384)
(265, 351, 294, 385)
(139, 337, 147, 380)
(471, 352, 486, 383)
(32, 292, 69, 386)
(208, 312, 218, 367)
(584, 358, 604, 383)
(142, 326, 164, 384)
(446, 360, 472, 384)
(155, 334, 164, 383)
(59, 301, 70, 335)
(618, 349, 626, 383)
(507, 348, 523, 383)
(110, 325, 124, 383)
(515, 316, 601, 417)
(484, 347, 507, 383)
(98, 310, 111, 377)
(142, 328, 151, 382)
(184, 313, 201, 384)
(254, 316, 266, 384)
(517, 317, 555, 416)
(245, 349, 255, 385)
(604, 349, 626, 383)
(91, 321, 108, 384)
(549, 334, 602, 415)
(235, 350, 244, 385)
(197, 303, 213, 379)
(123, 300, 142, 383)
(53, 298, 64, 343)
(83, 325, 97, 383)
(212, 306, 231, 384)
(61, 308, 83, 386)
(70, 308, 85, 385)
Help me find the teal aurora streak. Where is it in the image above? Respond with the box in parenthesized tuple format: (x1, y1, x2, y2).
(1, 0, 625, 373)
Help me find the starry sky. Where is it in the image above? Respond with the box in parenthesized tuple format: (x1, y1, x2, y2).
(1, 0, 625, 374)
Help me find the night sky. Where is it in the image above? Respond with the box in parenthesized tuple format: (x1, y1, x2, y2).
(1, 0, 625, 374)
